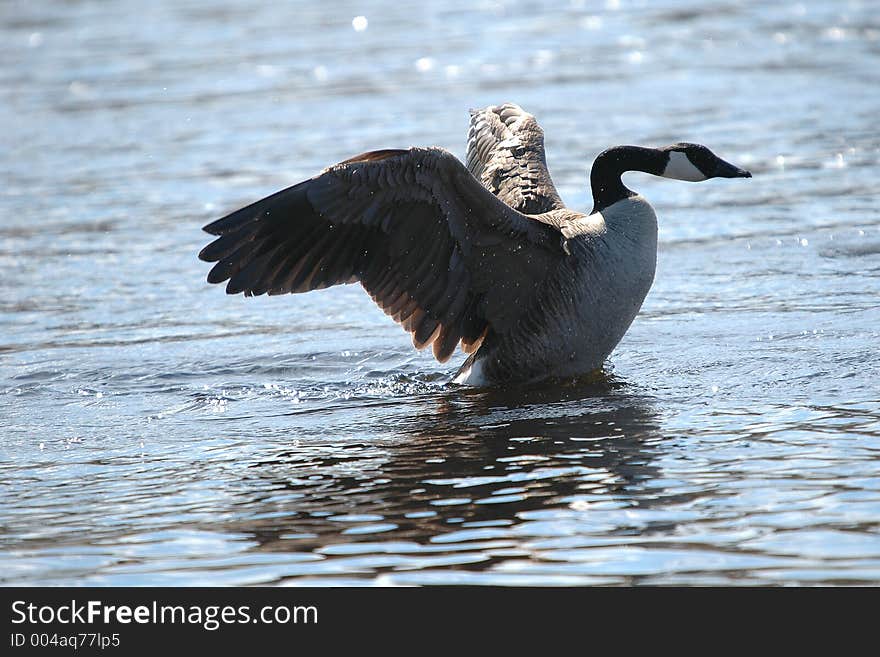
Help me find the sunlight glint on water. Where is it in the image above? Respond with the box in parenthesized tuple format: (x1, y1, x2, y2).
(1, 0, 879, 585)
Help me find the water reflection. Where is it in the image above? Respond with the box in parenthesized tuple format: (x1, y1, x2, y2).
(229, 379, 666, 574)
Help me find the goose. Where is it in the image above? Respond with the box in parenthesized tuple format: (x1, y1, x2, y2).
(199, 103, 750, 386)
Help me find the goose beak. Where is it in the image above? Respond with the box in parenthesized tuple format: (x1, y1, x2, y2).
(712, 157, 752, 179)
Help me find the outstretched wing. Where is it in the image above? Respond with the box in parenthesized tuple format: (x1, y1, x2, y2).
(466, 103, 565, 215)
(199, 147, 565, 362)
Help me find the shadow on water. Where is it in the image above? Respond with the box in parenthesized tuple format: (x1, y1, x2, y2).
(224, 375, 670, 568)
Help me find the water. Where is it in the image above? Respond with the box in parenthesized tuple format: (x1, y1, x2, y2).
(2, 0, 879, 585)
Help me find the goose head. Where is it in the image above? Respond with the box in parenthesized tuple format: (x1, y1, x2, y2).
(660, 143, 752, 182)
(590, 143, 751, 213)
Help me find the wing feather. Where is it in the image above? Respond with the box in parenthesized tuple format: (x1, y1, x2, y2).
(466, 103, 565, 215)
(199, 146, 564, 363)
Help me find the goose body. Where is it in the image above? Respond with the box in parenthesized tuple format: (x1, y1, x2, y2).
(199, 103, 750, 386)
(453, 195, 658, 385)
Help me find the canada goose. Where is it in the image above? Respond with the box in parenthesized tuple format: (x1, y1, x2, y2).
(199, 103, 750, 386)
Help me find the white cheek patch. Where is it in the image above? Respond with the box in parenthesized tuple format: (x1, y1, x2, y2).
(662, 151, 707, 181)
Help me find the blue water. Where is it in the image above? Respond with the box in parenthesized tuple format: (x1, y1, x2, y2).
(2, 0, 879, 585)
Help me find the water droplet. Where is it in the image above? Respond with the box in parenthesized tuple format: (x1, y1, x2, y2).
(68, 81, 91, 97)
(827, 152, 845, 168)
(533, 49, 555, 66)
(415, 57, 435, 72)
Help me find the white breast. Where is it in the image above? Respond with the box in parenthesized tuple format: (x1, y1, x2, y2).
(562, 195, 658, 371)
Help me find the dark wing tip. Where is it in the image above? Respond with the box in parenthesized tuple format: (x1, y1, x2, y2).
(201, 207, 261, 237)
(205, 259, 232, 284)
(202, 214, 237, 236)
(198, 235, 232, 262)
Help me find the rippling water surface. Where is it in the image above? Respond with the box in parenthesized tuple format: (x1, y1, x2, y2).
(3, 0, 880, 585)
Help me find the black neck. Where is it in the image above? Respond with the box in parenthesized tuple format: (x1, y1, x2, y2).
(590, 146, 666, 214)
